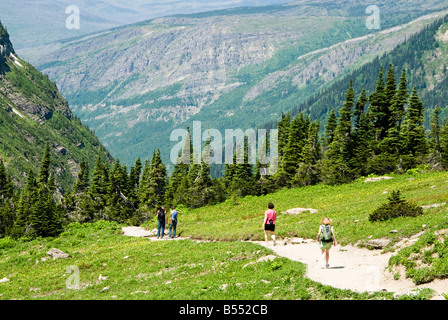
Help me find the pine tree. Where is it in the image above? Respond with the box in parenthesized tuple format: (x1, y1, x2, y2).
(188, 138, 215, 207)
(351, 96, 373, 177)
(165, 129, 191, 206)
(402, 87, 428, 160)
(322, 109, 337, 151)
(139, 150, 167, 210)
(369, 67, 389, 142)
(294, 121, 321, 186)
(277, 111, 291, 156)
(439, 118, 448, 169)
(0, 158, 14, 237)
(38, 143, 51, 184)
(279, 113, 307, 185)
(225, 138, 256, 197)
(322, 80, 355, 184)
(0, 159, 13, 199)
(429, 106, 442, 154)
(74, 157, 89, 193)
(390, 68, 409, 131)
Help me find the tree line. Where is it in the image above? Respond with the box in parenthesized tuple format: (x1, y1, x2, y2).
(1, 63, 448, 239)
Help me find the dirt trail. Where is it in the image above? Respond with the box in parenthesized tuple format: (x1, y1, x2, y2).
(122, 226, 448, 299)
(254, 240, 448, 299)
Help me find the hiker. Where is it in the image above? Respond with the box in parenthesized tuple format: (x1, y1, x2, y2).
(169, 206, 181, 238)
(317, 217, 337, 269)
(262, 202, 277, 246)
(156, 206, 167, 239)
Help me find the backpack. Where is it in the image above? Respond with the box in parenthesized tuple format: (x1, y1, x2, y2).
(157, 210, 165, 220)
(320, 225, 333, 242)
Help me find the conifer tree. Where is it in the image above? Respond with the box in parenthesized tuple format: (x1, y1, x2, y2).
(0, 159, 13, 199)
(279, 113, 307, 185)
(390, 68, 409, 131)
(38, 143, 51, 184)
(74, 157, 89, 193)
(322, 109, 337, 150)
(402, 87, 428, 160)
(139, 150, 167, 211)
(165, 129, 192, 206)
(294, 121, 321, 186)
(439, 118, 448, 169)
(0, 159, 14, 237)
(369, 67, 389, 141)
(429, 106, 442, 154)
(277, 111, 291, 156)
(322, 80, 355, 184)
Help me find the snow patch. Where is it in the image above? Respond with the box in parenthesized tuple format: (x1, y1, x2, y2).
(9, 53, 23, 68)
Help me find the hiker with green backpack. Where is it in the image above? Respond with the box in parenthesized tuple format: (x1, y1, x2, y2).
(317, 217, 337, 269)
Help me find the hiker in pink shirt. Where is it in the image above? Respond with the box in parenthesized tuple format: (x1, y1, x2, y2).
(262, 202, 277, 246)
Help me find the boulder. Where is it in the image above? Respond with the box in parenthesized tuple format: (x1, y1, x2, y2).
(283, 208, 318, 215)
(364, 176, 393, 182)
(366, 239, 390, 249)
(47, 248, 69, 259)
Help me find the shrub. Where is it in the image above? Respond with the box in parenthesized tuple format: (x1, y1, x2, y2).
(0, 236, 15, 250)
(369, 190, 423, 222)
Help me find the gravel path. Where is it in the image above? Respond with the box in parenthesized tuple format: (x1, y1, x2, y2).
(122, 226, 448, 299)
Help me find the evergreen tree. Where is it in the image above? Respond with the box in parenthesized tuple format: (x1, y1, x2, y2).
(322, 80, 355, 184)
(74, 157, 89, 193)
(390, 68, 409, 130)
(402, 87, 428, 160)
(429, 106, 442, 154)
(279, 113, 307, 185)
(294, 121, 321, 186)
(277, 111, 291, 156)
(38, 143, 51, 184)
(369, 67, 389, 142)
(0, 159, 14, 237)
(139, 150, 167, 211)
(165, 129, 192, 206)
(225, 138, 256, 197)
(0, 159, 13, 199)
(322, 109, 337, 151)
(439, 118, 448, 169)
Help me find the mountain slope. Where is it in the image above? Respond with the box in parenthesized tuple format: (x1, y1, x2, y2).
(37, 0, 448, 166)
(284, 13, 448, 131)
(0, 22, 112, 193)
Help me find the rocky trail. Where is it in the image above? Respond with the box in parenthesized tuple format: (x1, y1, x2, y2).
(122, 226, 448, 299)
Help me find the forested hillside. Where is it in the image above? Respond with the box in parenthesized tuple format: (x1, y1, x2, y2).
(0, 20, 112, 220)
(283, 15, 448, 130)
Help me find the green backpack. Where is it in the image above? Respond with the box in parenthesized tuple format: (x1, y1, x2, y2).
(320, 225, 333, 243)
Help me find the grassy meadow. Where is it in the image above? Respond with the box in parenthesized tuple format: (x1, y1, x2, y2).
(162, 170, 448, 245)
(1, 170, 448, 300)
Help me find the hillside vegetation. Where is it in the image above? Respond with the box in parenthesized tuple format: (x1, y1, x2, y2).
(1, 170, 447, 300)
(0, 22, 112, 193)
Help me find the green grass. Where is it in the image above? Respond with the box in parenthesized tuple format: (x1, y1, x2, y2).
(2, 170, 448, 300)
(0, 221, 391, 300)
(155, 171, 448, 246)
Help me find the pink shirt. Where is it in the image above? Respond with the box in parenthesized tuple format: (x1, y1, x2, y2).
(265, 209, 277, 224)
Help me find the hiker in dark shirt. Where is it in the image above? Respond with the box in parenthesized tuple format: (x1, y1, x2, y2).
(169, 206, 181, 238)
(157, 206, 167, 239)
